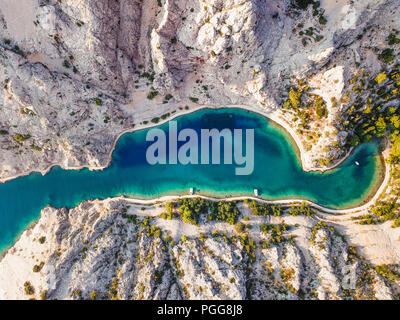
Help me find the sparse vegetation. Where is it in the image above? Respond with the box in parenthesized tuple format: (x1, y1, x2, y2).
(147, 90, 159, 100)
(208, 201, 240, 225)
(89, 290, 98, 300)
(159, 201, 176, 220)
(260, 223, 291, 244)
(375, 264, 400, 282)
(94, 98, 102, 106)
(245, 199, 281, 217)
(178, 198, 209, 225)
(13, 134, 31, 144)
(24, 281, 35, 295)
(33, 262, 45, 273)
(40, 290, 47, 300)
(288, 202, 316, 217)
(38, 236, 46, 244)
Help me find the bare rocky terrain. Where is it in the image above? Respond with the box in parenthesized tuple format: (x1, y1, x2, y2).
(1, 0, 400, 300)
(0, 198, 399, 300)
(0, 0, 399, 179)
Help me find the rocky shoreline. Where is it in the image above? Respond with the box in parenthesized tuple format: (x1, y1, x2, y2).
(1, 0, 400, 300)
(0, 198, 399, 300)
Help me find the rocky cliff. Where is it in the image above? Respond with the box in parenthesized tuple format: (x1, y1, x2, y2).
(0, 198, 398, 300)
(1, 0, 399, 179)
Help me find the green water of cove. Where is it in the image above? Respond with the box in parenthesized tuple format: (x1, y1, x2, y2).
(0, 108, 382, 252)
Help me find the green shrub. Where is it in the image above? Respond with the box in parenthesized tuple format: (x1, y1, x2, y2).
(293, 0, 314, 9)
(375, 72, 387, 84)
(208, 201, 240, 225)
(40, 290, 47, 300)
(179, 198, 209, 225)
(260, 223, 290, 243)
(247, 200, 281, 217)
(33, 262, 44, 273)
(161, 113, 170, 120)
(13, 134, 31, 143)
(315, 97, 327, 119)
(159, 202, 175, 220)
(31, 145, 43, 151)
(310, 221, 327, 244)
(392, 218, 400, 228)
(349, 134, 360, 147)
(147, 91, 159, 100)
(24, 281, 35, 295)
(12, 45, 25, 57)
(379, 48, 395, 64)
(375, 265, 400, 282)
(89, 290, 98, 300)
(319, 15, 327, 25)
(289, 88, 301, 108)
(387, 33, 400, 45)
(288, 202, 315, 216)
(38, 236, 46, 244)
(63, 60, 71, 69)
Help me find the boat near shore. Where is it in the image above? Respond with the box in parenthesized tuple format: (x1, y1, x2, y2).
(0, 108, 383, 253)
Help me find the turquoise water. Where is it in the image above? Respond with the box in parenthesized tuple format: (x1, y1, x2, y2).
(0, 108, 382, 252)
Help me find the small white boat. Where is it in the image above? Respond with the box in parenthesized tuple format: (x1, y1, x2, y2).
(355, 161, 360, 166)
(254, 189, 259, 197)
(189, 188, 194, 195)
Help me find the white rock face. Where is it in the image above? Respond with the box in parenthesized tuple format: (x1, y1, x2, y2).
(0, 199, 398, 300)
(0, 0, 398, 179)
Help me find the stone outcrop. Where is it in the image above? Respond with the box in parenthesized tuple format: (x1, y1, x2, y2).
(0, 199, 398, 300)
(1, 0, 399, 180)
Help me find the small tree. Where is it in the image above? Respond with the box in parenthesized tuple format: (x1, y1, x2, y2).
(375, 72, 387, 84)
(40, 290, 47, 300)
(289, 88, 301, 108)
(375, 116, 387, 137)
(24, 281, 35, 295)
(89, 290, 98, 300)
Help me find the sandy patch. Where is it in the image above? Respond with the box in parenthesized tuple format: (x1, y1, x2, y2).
(0, 0, 37, 41)
(321, 0, 351, 29)
(26, 53, 46, 65)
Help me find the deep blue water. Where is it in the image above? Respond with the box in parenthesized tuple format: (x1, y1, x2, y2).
(0, 108, 382, 252)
